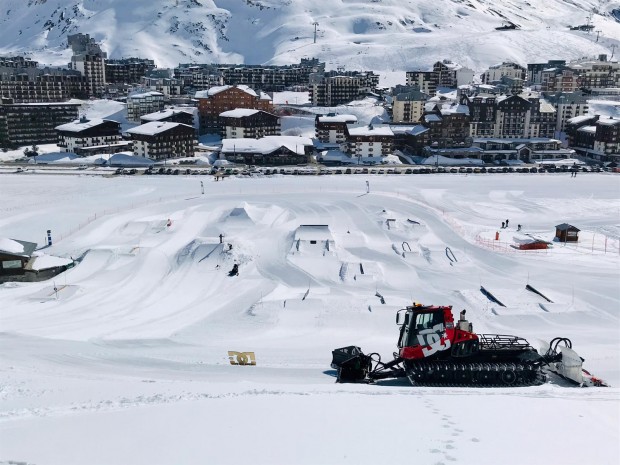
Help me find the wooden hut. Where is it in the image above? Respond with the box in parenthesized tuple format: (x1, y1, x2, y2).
(555, 223, 580, 242)
(0, 238, 37, 277)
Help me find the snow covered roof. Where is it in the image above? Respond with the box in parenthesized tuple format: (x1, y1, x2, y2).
(567, 115, 596, 125)
(597, 118, 620, 126)
(195, 85, 258, 98)
(0, 238, 36, 257)
(319, 150, 351, 162)
(127, 91, 163, 99)
(438, 61, 462, 70)
(140, 108, 194, 122)
(221, 136, 313, 155)
(29, 253, 73, 271)
(384, 125, 417, 135)
(294, 225, 333, 241)
(440, 104, 469, 116)
(424, 114, 442, 123)
(126, 122, 194, 136)
(407, 125, 429, 136)
(108, 153, 155, 167)
(0, 238, 24, 254)
(347, 126, 394, 137)
(394, 90, 427, 102)
(259, 91, 272, 101)
(55, 118, 118, 133)
(538, 99, 556, 113)
(317, 114, 358, 123)
(577, 126, 597, 134)
(556, 223, 580, 231)
(219, 108, 260, 118)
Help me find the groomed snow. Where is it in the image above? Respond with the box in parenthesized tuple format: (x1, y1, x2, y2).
(0, 173, 618, 465)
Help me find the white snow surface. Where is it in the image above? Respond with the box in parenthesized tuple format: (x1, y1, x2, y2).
(0, 173, 619, 465)
(1, 0, 619, 75)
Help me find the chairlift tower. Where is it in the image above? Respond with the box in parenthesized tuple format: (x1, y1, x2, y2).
(313, 22, 319, 43)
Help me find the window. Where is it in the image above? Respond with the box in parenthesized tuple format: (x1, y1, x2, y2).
(2, 260, 22, 269)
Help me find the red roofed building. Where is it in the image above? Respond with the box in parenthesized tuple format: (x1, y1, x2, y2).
(195, 85, 273, 135)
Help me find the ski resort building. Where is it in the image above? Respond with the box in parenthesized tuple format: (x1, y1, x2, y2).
(543, 91, 589, 131)
(346, 125, 393, 159)
(315, 113, 358, 144)
(406, 61, 474, 95)
(126, 91, 165, 122)
(566, 56, 620, 91)
(67, 34, 107, 98)
(55, 117, 122, 153)
(105, 58, 155, 85)
(0, 70, 88, 103)
(405, 71, 437, 96)
(423, 138, 573, 163)
(0, 99, 81, 149)
(433, 60, 475, 88)
(140, 108, 195, 127)
(219, 109, 280, 139)
(392, 88, 428, 123)
(565, 115, 599, 155)
(174, 58, 324, 92)
(565, 115, 620, 161)
(308, 71, 379, 106)
(140, 69, 182, 96)
(592, 118, 620, 160)
(126, 122, 196, 160)
(219, 136, 313, 165)
(462, 93, 556, 139)
(527, 60, 567, 85)
(421, 103, 471, 148)
(195, 85, 273, 134)
(481, 62, 527, 84)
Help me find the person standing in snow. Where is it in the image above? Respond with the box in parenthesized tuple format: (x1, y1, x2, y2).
(505, 219, 509, 228)
(501, 221, 505, 229)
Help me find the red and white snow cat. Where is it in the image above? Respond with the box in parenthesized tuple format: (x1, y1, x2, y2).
(331, 304, 607, 387)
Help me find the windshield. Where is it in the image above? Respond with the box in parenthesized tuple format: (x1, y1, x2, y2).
(402, 311, 445, 347)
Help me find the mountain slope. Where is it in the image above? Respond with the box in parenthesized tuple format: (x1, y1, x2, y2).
(1, 0, 619, 73)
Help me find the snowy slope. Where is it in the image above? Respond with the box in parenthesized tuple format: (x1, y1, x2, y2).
(1, 0, 620, 73)
(0, 173, 618, 464)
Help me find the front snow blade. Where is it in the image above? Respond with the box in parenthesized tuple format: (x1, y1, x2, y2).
(551, 345, 584, 385)
(547, 344, 609, 387)
(331, 346, 371, 383)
